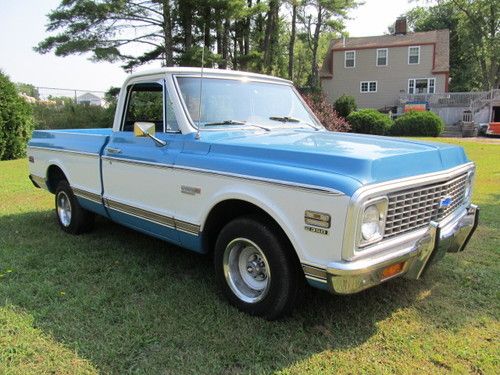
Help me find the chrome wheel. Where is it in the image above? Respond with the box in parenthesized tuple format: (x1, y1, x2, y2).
(223, 238, 271, 303)
(56, 191, 72, 227)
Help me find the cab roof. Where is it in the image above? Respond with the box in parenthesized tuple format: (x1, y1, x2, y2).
(126, 67, 292, 84)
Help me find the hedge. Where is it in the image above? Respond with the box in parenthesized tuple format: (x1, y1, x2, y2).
(390, 110, 444, 137)
(334, 94, 357, 118)
(32, 102, 115, 130)
(346, 109, 393, 135)
(0, 71, 34, 160)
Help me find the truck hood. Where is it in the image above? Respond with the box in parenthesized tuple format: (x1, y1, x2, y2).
(195, 129, 469, 195)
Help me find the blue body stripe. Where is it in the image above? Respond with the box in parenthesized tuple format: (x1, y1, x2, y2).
(73, 197, 205, 253)
(76, 197, 108, 217)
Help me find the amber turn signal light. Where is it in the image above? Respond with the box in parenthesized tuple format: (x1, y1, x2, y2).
(381, 262, 405, 280)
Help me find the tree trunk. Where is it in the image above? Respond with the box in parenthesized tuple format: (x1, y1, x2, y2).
(263, 0, 280, 73)
(310, 5, 322, 87)
(221, 18, 230, 69)
(288, 3, 297, 80)
(180, 0, 193, 50)
(161, 0, 173, 66)
(204, 5, 211, 50)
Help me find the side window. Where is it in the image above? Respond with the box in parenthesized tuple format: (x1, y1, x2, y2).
(122, 82, 163, 132)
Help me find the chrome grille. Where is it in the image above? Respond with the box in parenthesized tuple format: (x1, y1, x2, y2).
(384, 173, 468, 239)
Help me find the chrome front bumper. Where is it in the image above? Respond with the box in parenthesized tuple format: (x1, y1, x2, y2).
(326, 204, 479, 294)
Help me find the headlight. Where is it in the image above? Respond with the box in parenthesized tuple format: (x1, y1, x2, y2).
(359, 197, 388, 247)
(464, 169, 474, 201)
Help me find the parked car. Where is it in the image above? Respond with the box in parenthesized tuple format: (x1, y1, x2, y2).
(27, 68, 479, 319)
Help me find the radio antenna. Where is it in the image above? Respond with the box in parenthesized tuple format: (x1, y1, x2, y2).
(195, 38, 205, 140)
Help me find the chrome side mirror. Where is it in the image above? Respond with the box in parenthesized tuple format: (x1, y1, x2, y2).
(133, 122, 167, 147)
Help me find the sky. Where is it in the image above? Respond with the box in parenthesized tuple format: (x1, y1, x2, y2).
(0, 0, 417, 94)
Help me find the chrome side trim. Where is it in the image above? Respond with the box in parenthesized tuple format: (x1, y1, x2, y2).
(105, 199, 176, 228)
(73, 187, 101, 204)
(342, 162, 475, 261)
(102, 155, 172, 170)
(103, 197, 200, 235)
(28, 146, 99, 158)
(175, 220, 200, 235)
(174, 165, 343, 196)
(103, 155, 343, 196)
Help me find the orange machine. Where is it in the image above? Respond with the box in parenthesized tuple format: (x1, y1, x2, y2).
(486, 122, 500, 136)
(487, 106, 500, 135)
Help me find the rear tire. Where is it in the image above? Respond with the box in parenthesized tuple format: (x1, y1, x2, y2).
(55, 181, 94, 234)
(214, 215, 304, 320)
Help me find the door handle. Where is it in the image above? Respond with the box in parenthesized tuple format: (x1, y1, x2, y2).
(105, 147, 122, 154)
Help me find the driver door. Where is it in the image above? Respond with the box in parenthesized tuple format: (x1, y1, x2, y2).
(102, 79, 182, 243)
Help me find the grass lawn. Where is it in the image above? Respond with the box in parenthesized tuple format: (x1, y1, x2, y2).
(0, 138, 498, 374)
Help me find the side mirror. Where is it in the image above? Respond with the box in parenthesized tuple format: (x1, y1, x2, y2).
(134, 122, 156, 137)
(133, 122, 167, 147)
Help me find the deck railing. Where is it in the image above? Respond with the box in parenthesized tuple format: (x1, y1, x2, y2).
(400, 90, 500, 109)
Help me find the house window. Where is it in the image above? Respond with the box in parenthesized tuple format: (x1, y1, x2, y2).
(360, 81, 377, 93)
(376, 48, 388, 66)
(429, 79, 435, 93)
(408, 78, 435, 94)
(408, 46, 420, 64)
(345, 51, 355, 68)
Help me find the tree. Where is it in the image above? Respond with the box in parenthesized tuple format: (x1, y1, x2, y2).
(448, 0, 499, 90)
(37, 0, 360, 86)
(298, 0, 358, 87)
(0, 71, 34, 160)
(405, 0, 499, 91)
(36, 0, 175, 70)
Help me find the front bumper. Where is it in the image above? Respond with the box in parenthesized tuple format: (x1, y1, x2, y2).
(326, 204, 479, 294)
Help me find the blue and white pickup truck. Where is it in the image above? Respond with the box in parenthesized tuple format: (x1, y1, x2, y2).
(28, 68, 478, 319)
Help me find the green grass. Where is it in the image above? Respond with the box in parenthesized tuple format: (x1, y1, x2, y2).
(0, 138, 499, 374)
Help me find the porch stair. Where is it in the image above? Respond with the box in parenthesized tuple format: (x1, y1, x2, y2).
(440, 125, 463, 138)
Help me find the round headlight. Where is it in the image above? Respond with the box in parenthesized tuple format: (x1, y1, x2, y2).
(361, 204, 383, 241)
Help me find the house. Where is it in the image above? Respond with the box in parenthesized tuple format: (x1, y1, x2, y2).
(320, 18, 450, 111)
(76, 92, 103, 106)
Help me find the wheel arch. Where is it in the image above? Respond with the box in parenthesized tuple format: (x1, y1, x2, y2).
(201, 198, 303, 272)
(46, 164, 69, 193)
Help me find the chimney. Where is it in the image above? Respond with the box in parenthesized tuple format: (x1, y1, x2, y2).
(395, 17, 407, 35)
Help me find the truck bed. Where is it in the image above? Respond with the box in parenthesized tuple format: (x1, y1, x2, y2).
(29, 128, 112, 155)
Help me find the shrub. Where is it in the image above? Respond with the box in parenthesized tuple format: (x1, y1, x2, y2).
(0, 71, 34, 160)
(302, 92, 351, 132)
(334, 94, 357, 118)
(347, 109, 393, 135)
(390, 110, 444, 137)
(32, 102, 114, 130)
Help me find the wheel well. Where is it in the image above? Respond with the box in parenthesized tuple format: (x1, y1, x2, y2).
(202, 199, 299, 265)
(46, 165, 67, 193)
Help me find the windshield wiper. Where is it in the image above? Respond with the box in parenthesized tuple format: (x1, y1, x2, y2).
(204, 120, 246, 126)
(203, 120, 270, 131)
(269, 116, 320, 131)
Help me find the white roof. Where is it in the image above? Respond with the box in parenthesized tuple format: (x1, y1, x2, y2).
(126, 67, 292, 84)
(77, 92, 101, 100)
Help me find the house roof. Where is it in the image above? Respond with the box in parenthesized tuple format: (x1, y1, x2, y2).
(77, 92, 102, 101)
(320, 29, 450, 78)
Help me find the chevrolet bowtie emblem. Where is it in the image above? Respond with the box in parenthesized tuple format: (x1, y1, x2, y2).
(439, 196, 453, 208)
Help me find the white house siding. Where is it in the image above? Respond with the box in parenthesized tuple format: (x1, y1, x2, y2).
(321, 44, 446, 109)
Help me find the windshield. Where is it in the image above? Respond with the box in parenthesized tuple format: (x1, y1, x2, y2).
(176, 77, 321, 129)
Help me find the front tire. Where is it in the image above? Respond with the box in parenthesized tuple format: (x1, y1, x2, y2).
(214, 215, 303, 320)
(55, 181, 94, 234)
